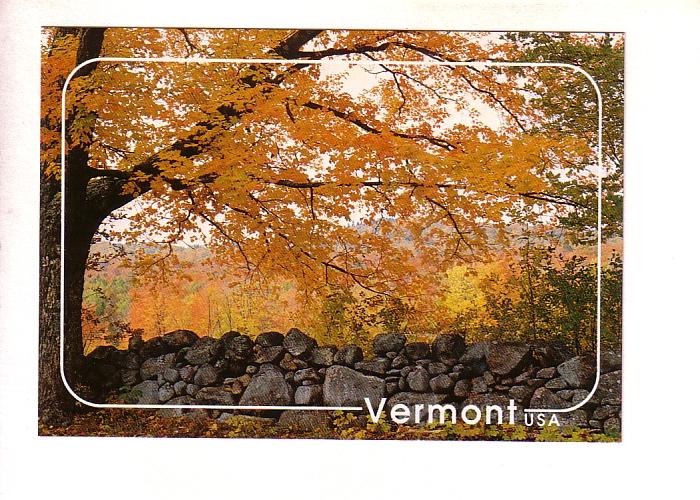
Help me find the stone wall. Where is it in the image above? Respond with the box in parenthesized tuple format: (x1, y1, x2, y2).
(85, 328, 621, 433)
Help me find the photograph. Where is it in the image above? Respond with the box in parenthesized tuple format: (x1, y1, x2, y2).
(39, 28, 623, 441)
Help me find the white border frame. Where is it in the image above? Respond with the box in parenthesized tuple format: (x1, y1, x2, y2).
(61, 56, 603, 414)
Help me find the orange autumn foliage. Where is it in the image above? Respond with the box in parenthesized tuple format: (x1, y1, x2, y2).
(41, 29, 617, 353)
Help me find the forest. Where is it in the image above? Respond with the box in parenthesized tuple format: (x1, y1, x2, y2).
(40, 28, 623, 432)
(83, 238, 622, 356)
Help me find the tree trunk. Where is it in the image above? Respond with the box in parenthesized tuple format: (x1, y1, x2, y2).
(38, 181, 73, 425)
(38, 150, 100, 425)
(39, 160, 140, 425)
(38, 28, 106, 426)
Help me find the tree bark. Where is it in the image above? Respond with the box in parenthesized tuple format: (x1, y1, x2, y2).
(38, 179, 72, 425)
(38, 171, 98, 425)
(38, 28, 106, 426)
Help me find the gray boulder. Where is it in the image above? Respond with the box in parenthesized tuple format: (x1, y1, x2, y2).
(293, 368, 321, 385)
(429, 374, 455, 393)
(355, 358, 390, 375)
(294, 385, 323, 405)
(239, 365, 294, 406)
(167, 395, 194, 406)
(557, 409, 590, 428)
(283, 328, 317, 357)
(486, 343, 531, 376)
(530, 343, 572, 368)
(255, 331, 285, 347)
(280, 352, 309, 371)
(556, 389, 574, 400)
(173, 380, 187, 396)
(184, 337, 221, 365)
(391, 353, 409, 369)
(237, 374, 252, 388)
(253, 345, 285, 364)
(404, 342, 431, 360)
(158, 383, 175, 402)
(432, 334, 466, 364)
(131, 380, 160, 404)
(193, 364, 218, 386)
(157, 395, 195, 418)
(545, 377, 568, 390)
(514, 367, 538, 383)
(333, 345, 363, 366)
(570, 389, 590, 405)
(459, 342, 489, 376)
(162, 329, 198, 351)
(594, 370, 621, 405)
(258, 362, 281, 374)
(279, 353, 308, 371)
(453, 379, 470, 398)
(529, 387, 570, 410)
(310, 346, 337, 367)
(373, 333, 406, 356)
(322, 365, 385, 408)
(526, 378, 547, 388)
(601, 350, 622, 373)
(593, 405, 620, 421)
(557, 355, 596, 388)
(509, 385, 535, 404)
(536, 367, 557, 379)
(140, 353, 176, 380)
(179, 365, 197, 383)
(589, 419, 602, 429)
(407, 367, 430, 392)
(196, 387, 236, 405)
(471, 377, 488, 393)
(428, 362, 449, 375)
(163, 368, 180, 384)
(229, 380, 245, 396)
(222, 334, 253, 363)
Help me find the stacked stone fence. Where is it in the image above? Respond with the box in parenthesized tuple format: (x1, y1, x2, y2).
(84, 328, 621, 433)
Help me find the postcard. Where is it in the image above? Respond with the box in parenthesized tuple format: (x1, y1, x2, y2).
(39, 28, 623, 441)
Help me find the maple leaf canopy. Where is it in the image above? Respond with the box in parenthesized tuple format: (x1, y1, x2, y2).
(43, 29, 600, 299)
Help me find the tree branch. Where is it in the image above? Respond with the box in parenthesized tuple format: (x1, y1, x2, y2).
(272, 30, 324, 58)
(303, 101, 456, 150)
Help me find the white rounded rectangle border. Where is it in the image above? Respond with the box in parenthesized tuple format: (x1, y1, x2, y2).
(60, 56, 604, 414)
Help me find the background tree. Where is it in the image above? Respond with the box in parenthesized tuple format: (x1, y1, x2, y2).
(40, 28, 601, 425)
(508, 32, 624, 242)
